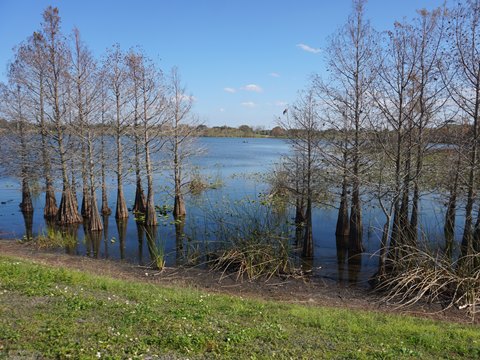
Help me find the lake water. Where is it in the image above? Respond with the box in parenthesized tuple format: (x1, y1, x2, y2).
(0, 137, 458, 285)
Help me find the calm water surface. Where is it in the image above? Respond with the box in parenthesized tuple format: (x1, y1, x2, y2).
(0, 137, 458, 285)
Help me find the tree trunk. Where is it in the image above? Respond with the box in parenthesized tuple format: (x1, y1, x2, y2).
(445, 154, 460, 259)
(20, 178, 33, 213)
(39, 76, 58, 219)
(173, 192, 186, 220)
(100, 140, 111, 216)
(378, 217, 391, 278)
(44, 181, 58, 219)
(336, 177, 350, 236)
(461, 81, 480, 258)
(70, 163, 79, 210)
(56, 134, 82, 225)
(87, 132, 103, 232)
(115, 91, 128, 220)
(133, 178, 146, 214)
(57, 186, 82, 224)
(349, 178, 363, 253)
(81, 141, 90, 218)
(173, 141, 186, 220)
(302, 197, 313, 258)
(144, 130, 157, 226)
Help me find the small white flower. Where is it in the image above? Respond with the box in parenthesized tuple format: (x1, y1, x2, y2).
(96, 351, 101, 358)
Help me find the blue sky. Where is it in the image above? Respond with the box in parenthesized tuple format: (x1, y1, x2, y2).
(0, 0, 444, 128)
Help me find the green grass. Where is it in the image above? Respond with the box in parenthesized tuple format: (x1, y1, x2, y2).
(0, 256, 479, 359)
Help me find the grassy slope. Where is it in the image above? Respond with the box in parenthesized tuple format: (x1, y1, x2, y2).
(0, 256, 479, 359)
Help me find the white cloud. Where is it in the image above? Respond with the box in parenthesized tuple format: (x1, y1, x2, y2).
(219, 108, 225, 112)
(296, 43, 321, 54)
(241, 101, 256, 108)
(174, 94, 196, 103)
(241, 84, 263, 93)
(224, 87, 236, 93)
(269, 72, 280, 78)
(275, 101, 288, 107)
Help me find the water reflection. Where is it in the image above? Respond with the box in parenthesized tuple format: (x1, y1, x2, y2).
(116, 220, 127, 260)
(62, 224, 79, 255)
(335, 235, 348, 284)
(175, 221, 185, 265)
(135, 221, 145, 266)
(347, 249, 362, 285)
(333, 235, 363, 285)
(22, 211, 34, 241)
(102, 215, 110, 259)
(83, 217, 102, 259)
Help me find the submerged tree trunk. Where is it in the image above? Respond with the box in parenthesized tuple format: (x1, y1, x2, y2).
(295, 194, 305, 247)
(133, 178, 146, 214)
(302, 195, 313, 258)
(44, 181, 57, 219)
(20, 178, 33, 213)
(173, 191, 186, 220)
(349, 92, 363, 253)
(133, 97, 146, 215)
(39, 77, 58, 219)
(80, 129, 90, 219)
(100, 127, 111, 216)
(349, 164, 363, 253)
(173, 149, 186, 219)
(336, 176, 350, 236)
(399, 115, 413, 250)
(18, 115, 33, 214)
(115, 93, 128, 220)
(87, 132, 103, 232)
(143, 123, 157, 226)
(56, 145, 82, 225)
(445, 152, 461, 258)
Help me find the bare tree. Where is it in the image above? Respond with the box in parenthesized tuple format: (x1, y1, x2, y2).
(444, 0, 480, 258)
(41, 6, 81, 225)
(128, 50, 168, 226)
(317, 0, 378, 253)
(0, 82, 35, 214)
(125, 51, 146, 215)
(279, 87, 322, 258)
(71, 28, 103, 231)
(168, 67, 197, 220)
(104, 44, 129, 220)
(98, 69, 112, 216)
(12, 32, 58, 219)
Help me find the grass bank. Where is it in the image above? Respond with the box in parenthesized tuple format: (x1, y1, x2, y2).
(0, 256, 479, 359)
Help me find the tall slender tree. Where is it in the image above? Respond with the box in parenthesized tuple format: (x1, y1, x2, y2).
(42, 6, 82, 225)
(105, 44, 129, 220)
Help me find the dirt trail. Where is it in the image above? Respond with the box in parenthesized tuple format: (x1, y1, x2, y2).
(0, 239, 474, 324)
